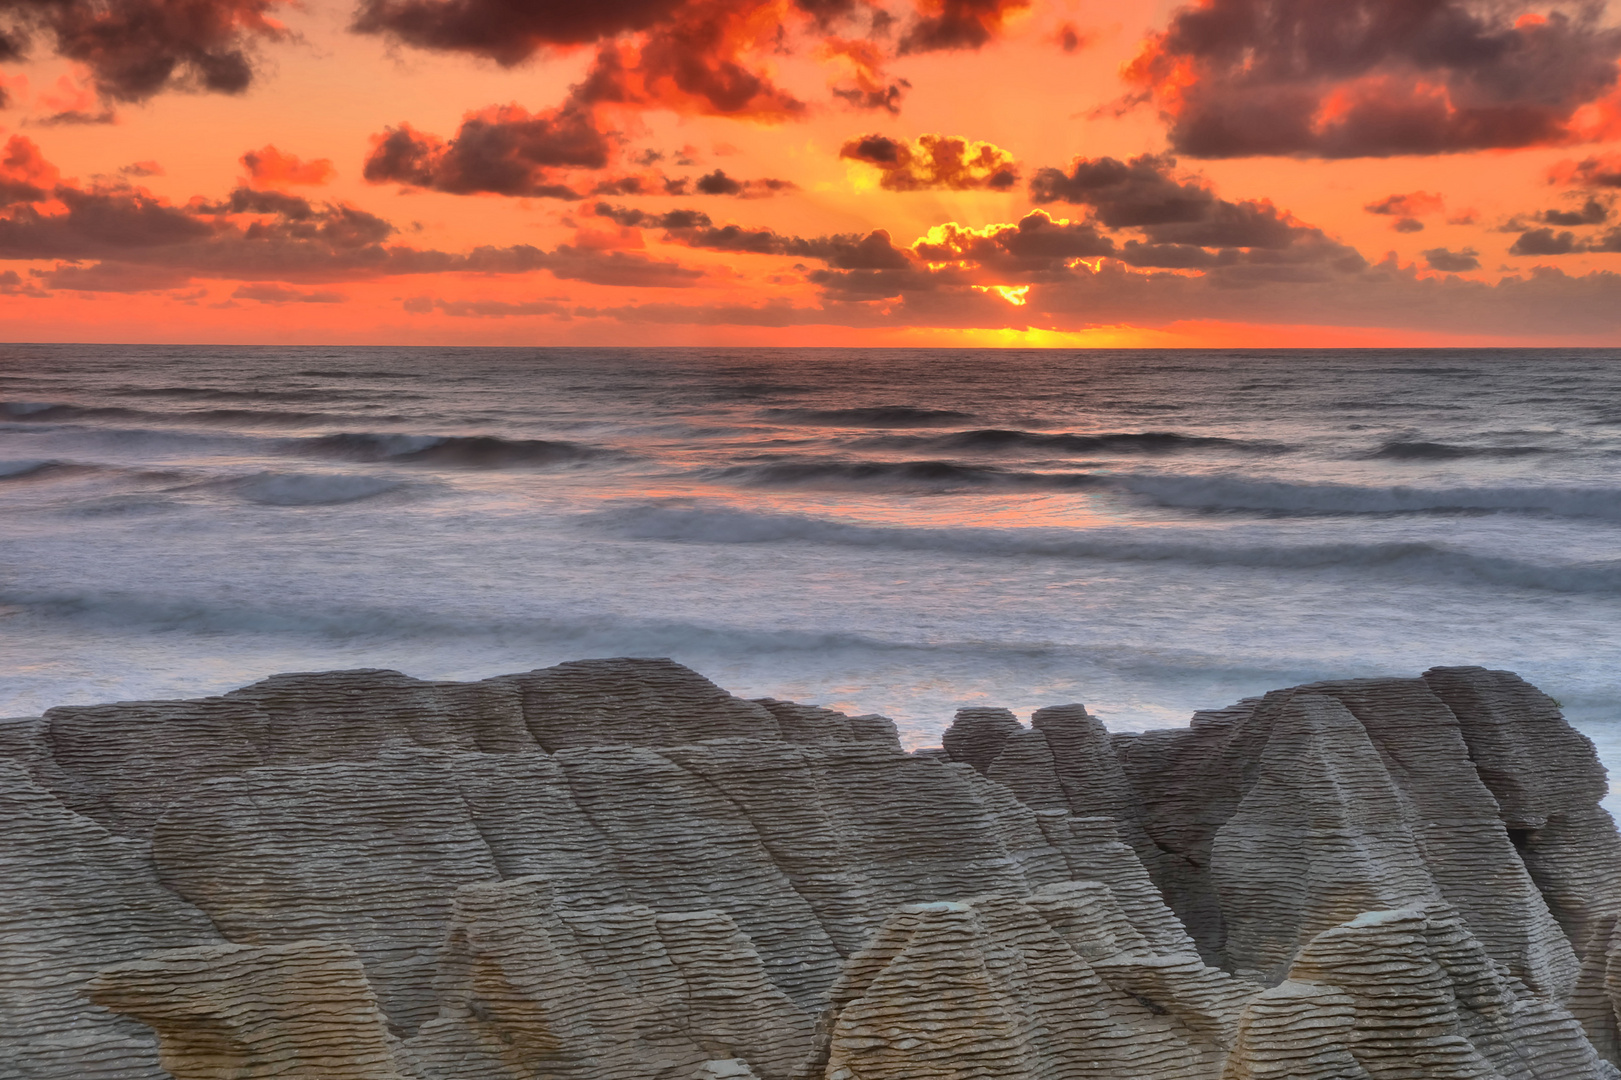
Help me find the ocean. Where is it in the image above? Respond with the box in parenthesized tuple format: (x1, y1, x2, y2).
(2, 345, 1618, 810)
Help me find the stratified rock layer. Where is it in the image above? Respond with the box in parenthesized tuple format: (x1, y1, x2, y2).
(1, 659, 1616, 1079)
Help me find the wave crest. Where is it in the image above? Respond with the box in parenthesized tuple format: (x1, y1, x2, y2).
(292, 432, 608, 468)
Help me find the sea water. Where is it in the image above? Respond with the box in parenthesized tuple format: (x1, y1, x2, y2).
(1, 346, 1617, 809)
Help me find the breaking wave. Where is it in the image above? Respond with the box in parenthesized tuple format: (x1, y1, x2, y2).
(290, 432, 612, 468)
(1116, 474, 1621, 521)
(210, 472, 407, 506)
(1366, 440, 1551, 460)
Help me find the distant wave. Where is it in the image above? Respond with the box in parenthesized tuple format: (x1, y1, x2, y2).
(1, 399, 368, 427)
(290, 432, 611, 468)
(1366, 440, 1551, 461)
(704, 458, 1101, 490)
(763, 406, 977, 427)
(855, 429, 1280, 454)
(207, 472, 406, 506)
(0, 459, 78, 481)
(0, 459, 186, 485)
(1117, 474, 1621, 521)
(587, 502, 1621, 595)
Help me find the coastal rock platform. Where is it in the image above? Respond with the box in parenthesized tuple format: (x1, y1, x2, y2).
(2, 658, 1618, 1079)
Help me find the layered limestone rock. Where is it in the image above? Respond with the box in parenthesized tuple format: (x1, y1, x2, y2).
(0, 760, 222, 1080)
(84, 941, 409, 1080)
(802, 886, 1250, 1080)
(947, 670, 1591, 1004)
(402, 876, 812, 1080)
(1, 658, 1617, 1080)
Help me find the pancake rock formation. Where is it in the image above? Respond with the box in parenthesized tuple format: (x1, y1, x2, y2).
(1, 658, 1619, 1078)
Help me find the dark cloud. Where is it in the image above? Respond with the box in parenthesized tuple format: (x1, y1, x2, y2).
(1508, 222, 1621, 256)
(662, 220, 914, 269)
(1393, 217, 1425, 233)
(840, 133, 1018, 191)
(1549, 154, 1621, 189)
(911, 210, 1114, 272)
(898, 0, 1030, 54)
(1508, 228, 1577, 256)
(119, 160, 164, 177)
(1542, 197, 1609, 226)
(1423, 247, 1481, 272)
(591, 203, 713, 229)
(363, 105, 610, 197)
(350, 0, 688, 63)
(0, 0, 285, 102)
(565, 1, 808, 121)
(1029, 153, 1352, 269)
(1126, 0, 1621, 158)
(1030, 154, 1214, 227)
(689, 169, 798, 197)
(0, 136, 706, 292)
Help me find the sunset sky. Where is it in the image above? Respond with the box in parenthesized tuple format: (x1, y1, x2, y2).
(1, 0, 1620, 345)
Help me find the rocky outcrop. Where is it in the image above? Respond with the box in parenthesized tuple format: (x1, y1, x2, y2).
(1, 658, 1616, 1079)
(946, 668, 1594, 1005)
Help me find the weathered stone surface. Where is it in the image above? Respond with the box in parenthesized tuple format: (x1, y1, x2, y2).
(0, 759, 221, 1080)
(3, 657, 1618, 1080)
(403, 876, 811, 1080)
(802, 889, 1245, 1080)
(85, 941, 409, 1080)
(1102, 677, 1581, 998)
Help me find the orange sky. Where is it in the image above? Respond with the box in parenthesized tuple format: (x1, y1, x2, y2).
(1, 0, 1619, 345)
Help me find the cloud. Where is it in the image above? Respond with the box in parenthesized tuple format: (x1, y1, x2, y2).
(1364, 191, 1446, 233)
(1509, 225, 1621, 255)
(0, 0, 288, 103)
(591, 203, 713, 228)
(822, 36, 909, 113)
(233, 283, 345, 303)
(0, 135, 709, 292)
(119, 160, 163, 177)
(363, 104, 610, 197)
(349, 0, 690, 64)
(355, 0, 808, 120)
(898, 0, 1030, 54)
(1125, 0, 1621, 158)
(911, 210, 1113, 271)
(571, 22, 808, 120)
(658, 217, 914, 269)
(1365, 192, 1445, 217)
(1549, 153, 1621, 188)
(683, 168, 797, 197)
(1423, 247, 1481, 272)
(1541, 197, 1610, 226)
(1028, 153, 1357, 277)
(1029, 153, 1214, 227)
(241, 146, 335, 188)
(840, 133, 1018, 191)
(1054, 22, 1092, 53)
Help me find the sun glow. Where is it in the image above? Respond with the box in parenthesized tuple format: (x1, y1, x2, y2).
(973, 284, 1030, 305)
